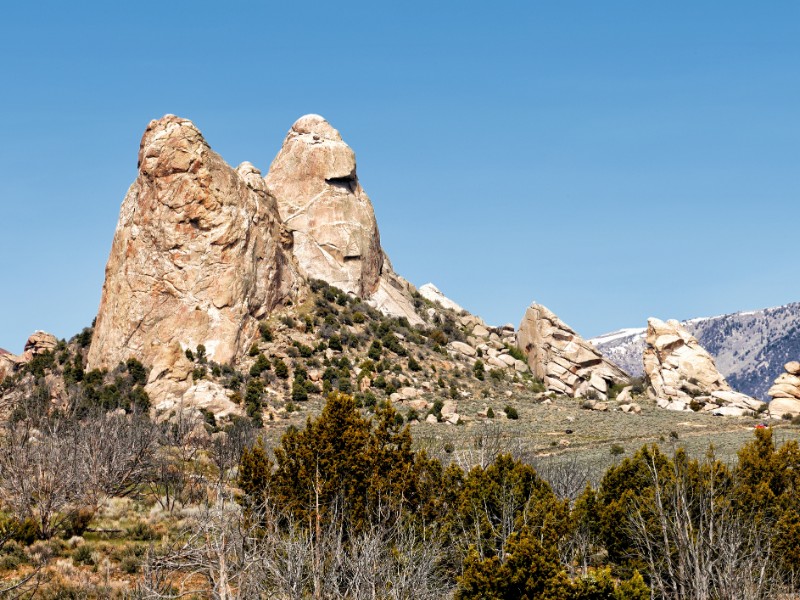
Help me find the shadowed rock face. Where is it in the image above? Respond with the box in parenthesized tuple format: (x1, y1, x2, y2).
(266, 115, 383, 299)
(516, 303, 629, 400)
(87, 115, 297, 401)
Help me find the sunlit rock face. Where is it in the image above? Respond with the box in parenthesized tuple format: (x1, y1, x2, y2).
(266, 114, 383, 299)
(516, 303, 629, 400)
(266, 114, 421, 324)
(87, 115, 297, 403)
(643, 317, 764, 415)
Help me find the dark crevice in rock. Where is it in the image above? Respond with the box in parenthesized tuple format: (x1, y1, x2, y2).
(325, 176, 356, 192)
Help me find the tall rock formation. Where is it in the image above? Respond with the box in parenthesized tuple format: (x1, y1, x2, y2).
(516, 303, 629, 400)
(767, 361, 800, 418)
(642, 318, 764, 414)
(266, 115, 422, 325)
(87, 115, 297, 402)
(265, 115, 382, 298)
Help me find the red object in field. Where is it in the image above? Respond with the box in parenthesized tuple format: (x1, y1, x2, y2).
(755, 424, 767, 429)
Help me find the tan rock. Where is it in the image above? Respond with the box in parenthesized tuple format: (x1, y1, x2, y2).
(785, 361, 800, 376)
(21, 331, 58, 361)
(768, 397, 800, 419)
(441, 400, 458, 417)
(472, 325, 490, 338)
(266, 115, 381, 298)
(445, 413, 460, 425)
(643, 318, 765, 414)
(516, 303, 628, 400)
(450, 341, 477, 357)
(88, 115, 298, 406)
(616, 386, 633, 403)
(768, 362, 800, 412)
(0, 349, 21, 382)
(407, 398, 430, 412)
(266, 115, 421, 325)
(418, 283, 465, 313)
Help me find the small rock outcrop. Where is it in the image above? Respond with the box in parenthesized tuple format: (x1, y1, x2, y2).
(21, 331, 58, 361)
(87, 115, 298, 404)
(0, 332, 59, 382)
(767, 361, 800, 418)
(643, 318, 764, 414)
(419, 283, 465, 313)
(516, 303, 629, 400)
(266, 115, 421, 325)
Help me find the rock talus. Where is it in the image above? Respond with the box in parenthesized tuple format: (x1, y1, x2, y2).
(643, 318, 764, 414)
(87, 115, 298, 403)
(516, 303, 629, 400)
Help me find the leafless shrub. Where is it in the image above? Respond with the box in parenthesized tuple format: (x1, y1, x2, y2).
(628, 452, 788, 600)
(531, 454, 595, 502)
(0, 411, 156, 539)
(137, 494, 451, 599)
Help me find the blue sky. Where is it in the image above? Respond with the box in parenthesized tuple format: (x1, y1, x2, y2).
(0, 2, 798, 353)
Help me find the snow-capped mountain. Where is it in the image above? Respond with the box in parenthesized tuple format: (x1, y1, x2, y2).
(589, 302, 800, 401)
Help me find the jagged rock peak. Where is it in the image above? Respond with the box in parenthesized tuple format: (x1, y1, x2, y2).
(87, 114, 298, 406)
(516, 303, 629, 400)
(266, 114, 383, 299)
(265, 114, 421, 324)
(643, 318, 764, 415)
(767, 361, 800, 418)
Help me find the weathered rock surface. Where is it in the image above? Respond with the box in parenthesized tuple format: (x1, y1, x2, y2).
(516, 303, 629, 400)
(369, 264, 424, 326)
(266, 115, 421, 325)
(21, 331, 58, 361)
(767, 362, 800, 417)
(87, 115, 298, 405)
(419, 283, 465, 313)
(266, 114, 382, 298)
(0, 349, 18, 382)
(0, 332, 59, 382)
(643, 318, 765, 414)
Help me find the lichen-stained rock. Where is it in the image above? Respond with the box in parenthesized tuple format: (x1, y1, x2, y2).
(643, 317, 765, 414)
(767, 362, 800, 417)
(266, 114, 383, 299)
(87, 115, 298, 402)
(516, 303, 629, 400)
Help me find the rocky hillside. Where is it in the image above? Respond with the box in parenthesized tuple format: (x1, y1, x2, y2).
(590, 302, 800, 400)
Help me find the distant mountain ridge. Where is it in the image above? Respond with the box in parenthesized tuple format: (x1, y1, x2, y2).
(590, 302, 800, 401)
